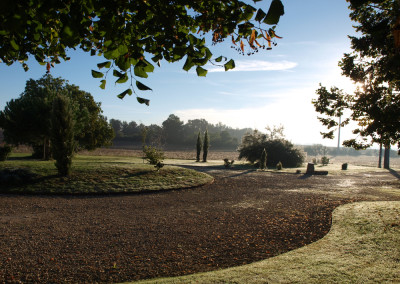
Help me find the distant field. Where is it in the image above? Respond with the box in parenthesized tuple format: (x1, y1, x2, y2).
(78, 148, 400, 168)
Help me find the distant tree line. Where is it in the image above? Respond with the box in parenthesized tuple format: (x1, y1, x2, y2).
(110, 114, 252, 150)
(302, 144, 398, 158)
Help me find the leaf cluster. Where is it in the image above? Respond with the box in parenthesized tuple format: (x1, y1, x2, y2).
(0, 0, 284, 104)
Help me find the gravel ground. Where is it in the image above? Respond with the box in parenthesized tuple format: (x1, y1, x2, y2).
(1, 168, 399, 283)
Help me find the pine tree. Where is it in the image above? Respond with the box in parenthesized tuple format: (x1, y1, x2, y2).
(50, 94, 76, 176)
(202, 129, 209, 162)
(260, 148, 267, 170)
(196, 131, 202, 162)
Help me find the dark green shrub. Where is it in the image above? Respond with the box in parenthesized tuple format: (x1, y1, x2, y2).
(238, 131, 305, 168)
(143, 145, 165, 166)
(0, 145, 12, 161)
(342, 163, 348, 170)
(0, 168, 37, 186)
(321, 156, 329, 166)
(223, 158, 234, 168)
(276, 161, 283, 170)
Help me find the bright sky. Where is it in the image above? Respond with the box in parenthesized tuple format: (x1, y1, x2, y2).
(0, 0, 360, 147)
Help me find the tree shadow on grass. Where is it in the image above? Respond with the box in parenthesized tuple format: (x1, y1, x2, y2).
(388, 168, 400, 180)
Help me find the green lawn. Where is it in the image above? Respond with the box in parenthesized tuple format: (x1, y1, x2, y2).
(0, 153, 213, 194)
(133, 201, 400, 283)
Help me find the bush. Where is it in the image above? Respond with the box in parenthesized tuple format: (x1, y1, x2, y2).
(276, 161, 283, 170)
(0, 168, 37, 185)
(260, 148, 267, 170)
(143, 145, 165, 166)
(238, 131, 305, 168)
(342, 163, 348, 170)
(223, 158, 234, 168)
(0, 145, 12, 161)
(321, 156, 329, 166)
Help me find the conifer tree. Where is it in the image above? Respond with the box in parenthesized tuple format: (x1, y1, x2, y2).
(203, 130, 210, 162)
(196, 131, 202, 162)
(50, 94, 76, 176)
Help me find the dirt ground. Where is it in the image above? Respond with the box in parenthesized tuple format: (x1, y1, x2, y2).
(0, 167, 399, 283)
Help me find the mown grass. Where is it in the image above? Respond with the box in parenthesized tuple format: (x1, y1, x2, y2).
(0, 154, 213, 194)
(131, 201, 400, 284)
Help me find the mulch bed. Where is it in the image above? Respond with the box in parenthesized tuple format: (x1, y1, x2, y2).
(0, 168, 399, 283)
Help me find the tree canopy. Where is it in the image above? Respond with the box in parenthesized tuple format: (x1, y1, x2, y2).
(0, 0, 284, 104)
(0, 75, 114, 159)
(313, 0, 400, 156)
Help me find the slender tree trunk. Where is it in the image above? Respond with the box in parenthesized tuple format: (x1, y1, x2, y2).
(378, 142, 382, 168)
(384, 144, 390, 169)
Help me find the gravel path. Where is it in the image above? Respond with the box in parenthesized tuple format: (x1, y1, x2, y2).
(1, 168, 399, 283)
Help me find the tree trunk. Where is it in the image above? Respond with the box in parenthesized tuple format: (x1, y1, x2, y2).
(384, 144, 390, 169)
(378, 142, 382, 168)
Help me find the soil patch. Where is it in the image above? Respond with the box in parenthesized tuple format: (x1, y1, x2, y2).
(1, 168, 399, 283)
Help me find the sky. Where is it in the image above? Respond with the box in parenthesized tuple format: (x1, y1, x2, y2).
(0, 0, 361, 147)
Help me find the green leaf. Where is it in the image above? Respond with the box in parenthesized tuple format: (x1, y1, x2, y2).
(196, 66, 207, 77)
(118, 45, 128, 55)
(91, 70, 104, 78)
(100, 79, 106, 89)
(215, 56, 225, 63)
(97, 61, 111, 69)
(264, 0, 284, 25)
(115, 73, 128, 84)
(183, 57, 194, 71)
(117, 89, 132, 99)
(224, 59, 235, 71)
(136, 81, 152, 91)
(255, 8, 267, 22)
(10, 39, 19, 51)
(113, 69, 124, 78)
(134, 64, 148, 78)
(137, 97, 150, 106)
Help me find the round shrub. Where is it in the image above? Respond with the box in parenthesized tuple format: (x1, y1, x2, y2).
(0, 145, 12, 161)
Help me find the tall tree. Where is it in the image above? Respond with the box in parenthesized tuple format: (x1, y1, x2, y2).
(203, 130, 210, 162)
(162, 114, 184, 146)
(313, 0, 400, 168)
(0, 75, 114, 158)
(0, 0, 284, 103)
(50, 94, 76, 176)
(196, 131, 202, 162)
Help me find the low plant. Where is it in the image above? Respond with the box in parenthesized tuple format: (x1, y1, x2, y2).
(321, 156, 329, 166)
(312, 158, 318, 164)
(0, 145, 12, 161)
(223, 158, 234, 168)
(342, 163, 348, 170)
(143, 145, 165, 168)
(276, 161, 283, 170)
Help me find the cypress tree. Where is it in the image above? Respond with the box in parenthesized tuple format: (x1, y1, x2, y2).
(202, 129, 209, 162)
(50, 94, 76, 176)
(260, 148, 267, 170)
(196, 131, 202, 162)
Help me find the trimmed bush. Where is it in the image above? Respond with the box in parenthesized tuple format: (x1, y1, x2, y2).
(342, 163, 348, 170)
(143, 145, 165, 166)
(276, 161, 283, 170)
(260, 148, 267, 170)
(321, 156, 330, 166)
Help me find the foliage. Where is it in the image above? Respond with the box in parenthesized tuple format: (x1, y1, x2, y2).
(143, 145, 165, 167)
(0, 75, 114, 159)
(203, 129, 210, 162)
(162, 114, 184, 145)
(0, 144, 12, 161)
(321, 156, 329, 166)
(260, 148, 267, 170)
(238, 129, 305, 168)
(342, 163, 348, 170)
(0, 0, 284, 103)
(50, 94, 76, 176)
(313, 0, 400, 161)
(276, 161, 283, 170)
(223, 158, 235, 168)
(196, 131, 202, 162)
